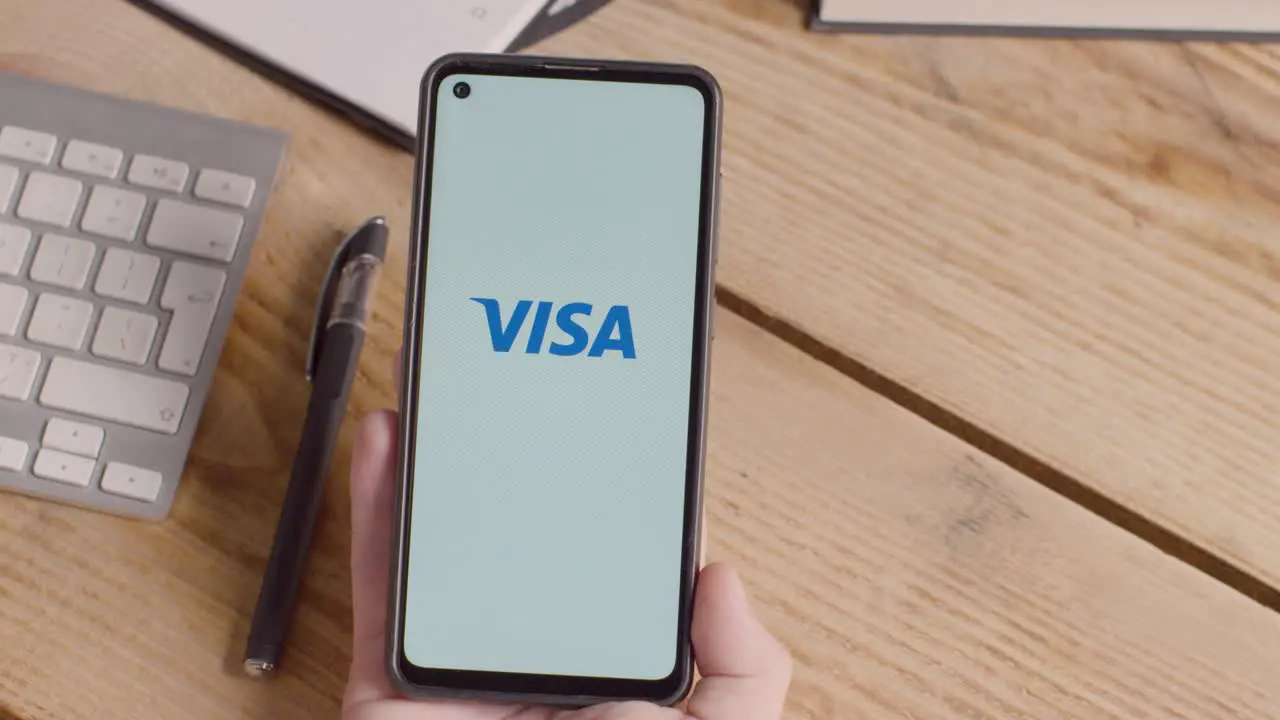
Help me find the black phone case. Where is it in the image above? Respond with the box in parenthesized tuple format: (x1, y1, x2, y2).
(387, 52, 723, 709)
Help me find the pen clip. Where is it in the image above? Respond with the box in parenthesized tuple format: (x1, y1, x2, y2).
(306, 226, 360, 383)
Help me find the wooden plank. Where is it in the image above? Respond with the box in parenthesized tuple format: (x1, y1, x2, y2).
(0, 1, 1278, 718)
(538, 1, 1280, 591)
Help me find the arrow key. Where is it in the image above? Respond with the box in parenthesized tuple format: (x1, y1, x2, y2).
(43, 418, 105, 458)
(101, 462, 164, 503)
(33, 449, 95, 487)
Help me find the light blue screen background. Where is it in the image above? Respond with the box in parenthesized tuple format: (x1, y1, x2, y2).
(403, 73, 707, 680)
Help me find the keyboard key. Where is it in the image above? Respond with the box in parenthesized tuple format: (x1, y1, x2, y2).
(0, 437, 29, 472)
(128, 154, 189, 193)
(39, 356, 190, 435)
(0, 164, 17, 211)
(194, 169, 256, 208)
(28, 234, 96, 290)
(94, 248, 160, 305)
(26, 293, 93, 350)
(159, 261, 226, 376)
(101, 463, 164, 502)
(92, 307, 157, 366)
(80, 185, 147, 241)
(146, 199, 243, 263)
(16, 172, 82, 227)
(0, 343, 41, 400)
(32, 449, 95, 487)
(61, 140, 124, 179)
(43, 418, 105, 458)
(0, 283, 28, 336)
(0, 222, 33, 276)
(0, 127, 57, 164)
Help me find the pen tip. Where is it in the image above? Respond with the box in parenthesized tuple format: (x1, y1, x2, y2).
(243, 658, 276, 678)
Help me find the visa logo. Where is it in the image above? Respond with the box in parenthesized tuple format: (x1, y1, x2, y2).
(470, 298, 636, 359)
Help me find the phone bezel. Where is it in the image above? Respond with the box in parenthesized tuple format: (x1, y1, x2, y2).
(387, 53, 723, 707)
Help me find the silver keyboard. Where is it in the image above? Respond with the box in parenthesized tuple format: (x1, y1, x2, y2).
(0, 72, 287, 519)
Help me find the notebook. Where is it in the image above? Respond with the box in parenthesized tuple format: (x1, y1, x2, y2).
(810, 0, 1280, 39)
(134, 0, 615, 148)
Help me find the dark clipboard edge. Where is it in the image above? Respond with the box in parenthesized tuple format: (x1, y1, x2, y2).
(125, 0, 616, 152)
(807, 0, 1280, 42)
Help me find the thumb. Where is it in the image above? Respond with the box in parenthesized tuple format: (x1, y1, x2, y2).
(344, 410, 400, 707)
(686, 563, 792, 720)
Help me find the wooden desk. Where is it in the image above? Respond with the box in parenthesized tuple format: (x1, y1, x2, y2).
(2, 1, 1279, 718)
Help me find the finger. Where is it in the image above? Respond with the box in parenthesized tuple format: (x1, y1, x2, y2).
(564, 701, 674, 720)
(344, 697, 553, 720)
(685, 564, 792, 720)
(349, 410, 398, 643)
(345, 410, 400, 705)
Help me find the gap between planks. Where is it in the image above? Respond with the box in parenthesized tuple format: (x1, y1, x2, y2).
(715, 285, 1280, 615)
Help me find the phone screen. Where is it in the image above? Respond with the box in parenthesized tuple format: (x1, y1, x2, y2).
(401, 68, 715, 686)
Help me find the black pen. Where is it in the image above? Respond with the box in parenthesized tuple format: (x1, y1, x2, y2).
(243, 217, 389, 678)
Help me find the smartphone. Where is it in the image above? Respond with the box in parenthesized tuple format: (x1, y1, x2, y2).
(387, 54, 723, 707)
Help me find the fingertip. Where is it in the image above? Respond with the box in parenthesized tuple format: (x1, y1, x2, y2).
(351, 410, 397, 502)
(693, 563, 792, 678)
(355, 410, 396, 460)
(694, 562, 749, 618)
(687, 563, 793, 718)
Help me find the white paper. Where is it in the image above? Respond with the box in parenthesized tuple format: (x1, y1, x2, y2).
(817, 0, 1280, 33)
(149, 0, 549, 135)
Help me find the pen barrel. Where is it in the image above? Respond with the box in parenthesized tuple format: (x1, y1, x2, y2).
(244, 326, 365, 672)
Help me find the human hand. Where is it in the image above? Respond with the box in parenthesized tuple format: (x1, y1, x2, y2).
(342, 409, 792, 720)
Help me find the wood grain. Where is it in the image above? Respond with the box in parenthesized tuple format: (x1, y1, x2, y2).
(536, 0, 1280, 593)
(1, 1, 1278, 718)
(7, 294, 1280, 719)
